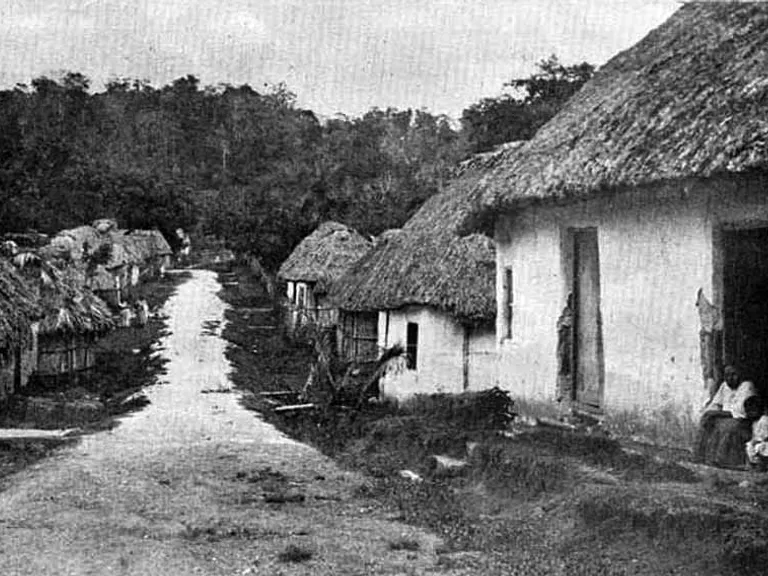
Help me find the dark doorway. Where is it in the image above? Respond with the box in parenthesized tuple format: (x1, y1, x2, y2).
(723, 227, 768, 395)
(572, 228, 605, 408)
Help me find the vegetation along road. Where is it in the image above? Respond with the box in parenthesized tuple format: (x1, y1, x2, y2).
(0, 271, 451, 576)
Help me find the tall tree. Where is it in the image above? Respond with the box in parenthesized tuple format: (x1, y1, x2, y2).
(461, 55, 595, 153)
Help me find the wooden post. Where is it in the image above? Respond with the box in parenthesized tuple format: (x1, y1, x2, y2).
(462, 326, 470, 390)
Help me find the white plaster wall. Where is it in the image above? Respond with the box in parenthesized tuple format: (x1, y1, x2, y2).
(378, 306, 493, 400)
(467, 325, 499, 391)
(495, 181, 768, 427)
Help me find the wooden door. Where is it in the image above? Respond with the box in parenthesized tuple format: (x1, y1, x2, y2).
(573, 229, 604, 407)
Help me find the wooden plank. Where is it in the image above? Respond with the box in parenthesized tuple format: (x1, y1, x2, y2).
(273, 403, 316, 413)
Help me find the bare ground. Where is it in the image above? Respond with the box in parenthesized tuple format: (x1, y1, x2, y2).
(0, 270, 455, 576)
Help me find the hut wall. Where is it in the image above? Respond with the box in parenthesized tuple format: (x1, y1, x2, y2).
(314, 294, 338, 328)
(0, 352, 16, 400)
(285, 281, 323, 332)
(493, 178, 768, 443)
(338, 310, 379, 363)
(37, 334, 96, 378)
(378, 305, 497, 400)
(18, 322, 39, 390)
(467, 324, 498, 392)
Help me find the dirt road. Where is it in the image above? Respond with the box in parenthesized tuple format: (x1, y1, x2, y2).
(0, 271, 445, 576)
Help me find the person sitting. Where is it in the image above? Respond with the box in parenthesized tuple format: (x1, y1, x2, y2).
(694, 365, 759, 467)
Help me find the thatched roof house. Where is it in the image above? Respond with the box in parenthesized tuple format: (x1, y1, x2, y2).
(457, 2, 768, 446)
(278, 221, 372, 292)
(0, 259, 41, 353)
(278, 221, 373, 331)
(462, 2, 768, 229)
(331, 143, 518, 324)
(0, 258, 42, 398)
(14, 256, 114, 381)
(327, 146, 517, 398)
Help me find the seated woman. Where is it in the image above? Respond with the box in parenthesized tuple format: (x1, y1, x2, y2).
(694, 365, 760, 468)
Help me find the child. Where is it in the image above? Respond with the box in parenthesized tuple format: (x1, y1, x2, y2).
(746, 400, 768, 471)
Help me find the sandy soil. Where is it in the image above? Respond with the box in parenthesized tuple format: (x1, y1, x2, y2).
(0, 271, 449, 576)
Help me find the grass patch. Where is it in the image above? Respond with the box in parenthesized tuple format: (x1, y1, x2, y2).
(0, 438, 75, 484)
(277, 544, 314, 563)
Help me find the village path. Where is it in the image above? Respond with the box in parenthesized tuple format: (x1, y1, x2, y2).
(0, 270, 448, 576)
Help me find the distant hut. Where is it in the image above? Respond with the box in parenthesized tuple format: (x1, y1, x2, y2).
(329, 148, 510, 398)
(278, 222, 373, 332)
(0, 258, 41, 400)
(121, 230, 173, 278)
(43, 223, 129, 307)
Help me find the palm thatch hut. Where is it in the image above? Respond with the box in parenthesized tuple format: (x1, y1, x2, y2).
(0, 259, 41, 400)
(328, 147, 513, 399)
(20, 259, 115, 384)
(278, 221, 373, 332)
(43, 221, 170, 308)
(43, 223, 128, 307)
(458, 2, 768, 443)
(125, 230, 173, 277)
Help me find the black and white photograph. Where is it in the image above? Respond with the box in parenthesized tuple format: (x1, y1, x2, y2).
(1, 1, 768, 574)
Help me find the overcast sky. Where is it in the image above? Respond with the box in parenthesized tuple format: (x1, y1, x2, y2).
(0, 0, 680, 119)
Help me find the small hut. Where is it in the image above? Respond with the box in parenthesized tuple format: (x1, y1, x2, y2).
(0, 258, 42, 400)
(121, 230, 173, 278)
(329, 148, 510, 399)
(278, 222, 373, 332)
(14, 255, 114, 384)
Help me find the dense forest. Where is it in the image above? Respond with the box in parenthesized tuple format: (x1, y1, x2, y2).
(0, 57, 593, 270)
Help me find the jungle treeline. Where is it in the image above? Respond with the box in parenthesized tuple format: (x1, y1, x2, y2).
(0, 57, 592, 269)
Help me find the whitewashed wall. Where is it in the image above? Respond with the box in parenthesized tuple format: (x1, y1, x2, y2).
(377, 305, 497, 400)
(494, 180, 768, 435)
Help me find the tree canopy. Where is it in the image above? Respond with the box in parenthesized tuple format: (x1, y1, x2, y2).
(0, 56, 592, 269)
(461, 55, 595, 153)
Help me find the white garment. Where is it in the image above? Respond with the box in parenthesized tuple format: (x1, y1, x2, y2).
(707, 380, 757, 419)
(746, 415, 768, 464)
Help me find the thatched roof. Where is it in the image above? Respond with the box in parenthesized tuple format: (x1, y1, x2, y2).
(128, 230, 172, 257)
(13, 257, 114, 337)
(277, 221, 372, 293)
(328, 146, 513, 323)
(38, 275, 114, 337)
(44, 224, 171, 270)
(0, 258, 41, 352)
(463, 3, 768, 225)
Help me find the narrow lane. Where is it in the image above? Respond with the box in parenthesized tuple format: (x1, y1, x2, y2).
(0, 270, 445, 576)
